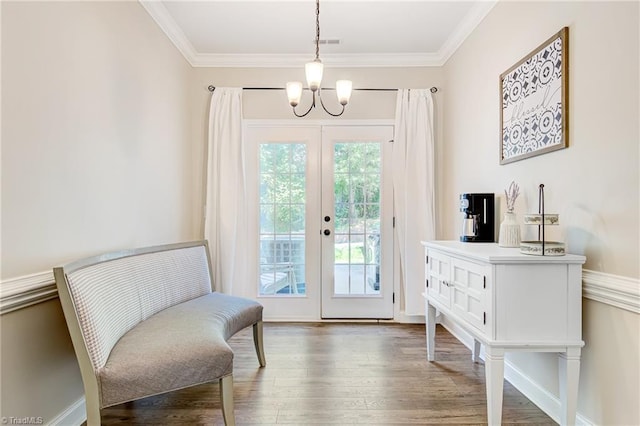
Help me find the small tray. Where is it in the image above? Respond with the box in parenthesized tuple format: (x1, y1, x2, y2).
(520, 240, 565, 256)
(523, 213, 559, 225)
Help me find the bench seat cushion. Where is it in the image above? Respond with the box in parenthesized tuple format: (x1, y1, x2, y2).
(98, 292, 263, 407)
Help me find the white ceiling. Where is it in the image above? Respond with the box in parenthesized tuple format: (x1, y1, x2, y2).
(140, 0, 497, 67)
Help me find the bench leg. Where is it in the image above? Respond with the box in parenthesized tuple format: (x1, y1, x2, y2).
(220, 375, 235, 426)
(85, 392, 101, 426)
(253, 321, 266, 367)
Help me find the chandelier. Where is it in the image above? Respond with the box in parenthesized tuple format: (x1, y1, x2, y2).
(286, 0, 352, 117)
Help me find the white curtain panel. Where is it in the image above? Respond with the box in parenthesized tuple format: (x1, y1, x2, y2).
(204, 88, 246, 295)
(393, 89, 436, 316)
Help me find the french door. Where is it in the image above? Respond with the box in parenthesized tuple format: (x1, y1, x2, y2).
(320, 126, 394, 319)
(245, 124, 394, 320)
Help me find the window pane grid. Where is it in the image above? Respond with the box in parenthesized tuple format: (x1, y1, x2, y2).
(259, 143, 306, 296)
(333, 142, 382, 296)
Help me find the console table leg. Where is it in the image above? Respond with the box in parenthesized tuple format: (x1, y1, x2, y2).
(425, 300, 436, 361)
(472, 339, 481, 363)
(559, 348, 581, 426)
(484, 347, 505, 426)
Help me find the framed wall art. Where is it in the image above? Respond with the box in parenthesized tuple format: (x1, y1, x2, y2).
(500, 27, 569, 165)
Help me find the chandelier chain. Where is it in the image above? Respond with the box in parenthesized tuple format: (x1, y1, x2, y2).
(315, 0, 320, 61)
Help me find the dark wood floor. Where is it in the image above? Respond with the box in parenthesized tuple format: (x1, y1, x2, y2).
(100, 323, 555, 425)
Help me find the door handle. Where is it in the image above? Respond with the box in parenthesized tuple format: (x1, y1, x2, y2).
(323, 229, 331, 236)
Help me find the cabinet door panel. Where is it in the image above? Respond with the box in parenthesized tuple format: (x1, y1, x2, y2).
(426, 250, 451, 308)
(451, 258, 487, 333)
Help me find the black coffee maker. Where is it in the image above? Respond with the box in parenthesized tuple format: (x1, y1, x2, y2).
(459, 193, 495, 242)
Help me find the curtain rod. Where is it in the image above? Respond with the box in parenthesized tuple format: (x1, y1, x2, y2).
(207, 85, 437, 94)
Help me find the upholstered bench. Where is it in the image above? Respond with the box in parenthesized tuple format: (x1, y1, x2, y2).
(54, 241, 265, 426)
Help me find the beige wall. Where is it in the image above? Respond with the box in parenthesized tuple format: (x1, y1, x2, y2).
(1, 1, 195, 422)
(442, 1, 639, 424)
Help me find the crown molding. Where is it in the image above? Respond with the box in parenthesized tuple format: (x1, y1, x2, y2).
(190, 52, 443, 68)
(139, 0, 199, 64)
(139, 0, 496, 68)
(438, 0, 498, 65)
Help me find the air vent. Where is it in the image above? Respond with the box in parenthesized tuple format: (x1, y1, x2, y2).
(316, 39, 341, 45)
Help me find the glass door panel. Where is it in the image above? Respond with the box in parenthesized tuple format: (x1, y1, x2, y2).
(259, 143, 306, 295)
(321, 126, 394, 319)
(333, 142, 381, 296)
(245, 125, 321, 321)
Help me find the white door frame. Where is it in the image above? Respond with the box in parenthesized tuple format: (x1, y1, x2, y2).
(244, 119, 404, 322)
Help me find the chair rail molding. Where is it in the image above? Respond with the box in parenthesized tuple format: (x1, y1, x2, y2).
(1, 268, 638, 315)
(582, 269, 640, 314)
(0, 271, 57, 314)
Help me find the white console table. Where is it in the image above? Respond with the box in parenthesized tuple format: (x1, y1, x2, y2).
(422, 241, 585, 425)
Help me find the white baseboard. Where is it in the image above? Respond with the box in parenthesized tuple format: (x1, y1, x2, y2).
(395, 311, 426, 324)
(264, 317, 391, 323)
(439, 317, 594, 426)
(47, 397, 85, 426)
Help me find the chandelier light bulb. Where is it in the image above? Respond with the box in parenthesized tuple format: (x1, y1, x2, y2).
(305, 60, 324, 92)
(336, 80, 353, 106)
(286, 82, 303, 107)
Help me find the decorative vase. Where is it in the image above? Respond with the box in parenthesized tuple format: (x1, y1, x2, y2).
(499, 211, 521, 247)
